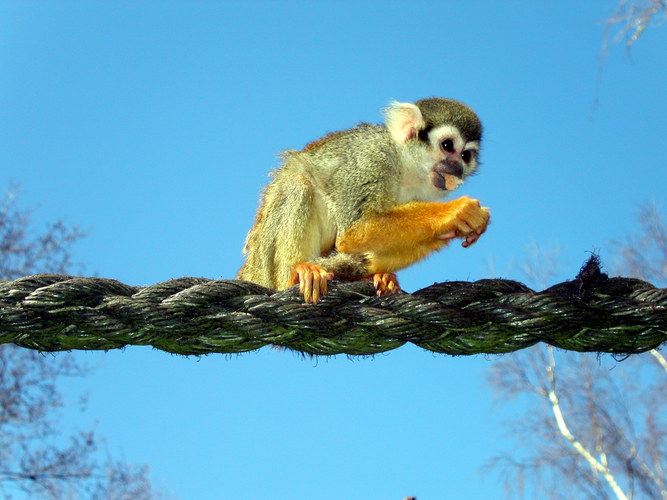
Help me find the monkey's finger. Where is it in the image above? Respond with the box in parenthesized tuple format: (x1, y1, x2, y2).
(464, 234, 477, 247)
(458, 220, 474, 233)
(462, 227, 485, 247)
(436, 231, 458, 240)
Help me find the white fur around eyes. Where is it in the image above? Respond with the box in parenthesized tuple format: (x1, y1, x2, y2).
(429, 125, 464, 152)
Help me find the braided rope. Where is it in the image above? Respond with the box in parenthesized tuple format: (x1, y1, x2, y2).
(0, 257, 665, 356)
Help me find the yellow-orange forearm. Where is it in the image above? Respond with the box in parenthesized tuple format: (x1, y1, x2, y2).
(337, 196, 489, 273)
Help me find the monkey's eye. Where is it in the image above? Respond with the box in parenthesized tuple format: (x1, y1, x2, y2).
(461, 150, 472, 164)
(440, 139, 455, 153)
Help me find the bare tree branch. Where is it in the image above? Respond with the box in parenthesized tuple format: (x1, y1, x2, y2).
(486, 200, 667, 500)
(0, 185, 169, 498)
(593, 0, 666, 113)
(545, 347, 628, 500)
(650, 350, 667, 373)
(613, 201, 667, 286)
(0, 182, 86, 280)
(603, 0, 666, 49)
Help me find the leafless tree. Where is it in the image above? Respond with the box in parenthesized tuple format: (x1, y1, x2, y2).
(489, 6, 666, 491)
(0, 183, 86, 280)
(602, 0, 665, 50)
(613, 201, 667, 284)
(594, 0, 665, 112)
(486, 202, 667, 500)
(0, 185, 168, 499)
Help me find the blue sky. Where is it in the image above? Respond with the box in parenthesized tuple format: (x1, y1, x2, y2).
(1, 1, 665, 499)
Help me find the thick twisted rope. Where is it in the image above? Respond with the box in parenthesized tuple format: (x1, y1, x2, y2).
(0, 257, 665, 356)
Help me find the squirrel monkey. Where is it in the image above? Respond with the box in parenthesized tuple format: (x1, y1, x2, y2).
(238, 97, 490, 303)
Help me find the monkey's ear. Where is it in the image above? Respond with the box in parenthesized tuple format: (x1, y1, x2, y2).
(384, 101, 426, 144)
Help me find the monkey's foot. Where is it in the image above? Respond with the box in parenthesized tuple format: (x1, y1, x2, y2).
(437, 196, 490, 248)
(289, 262, 334, 304)
(371, 272, 401, 296)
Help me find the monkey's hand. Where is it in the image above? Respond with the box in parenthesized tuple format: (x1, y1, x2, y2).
(289, 262, 334, 304)
(371, 272, 401, 296)
(337, 196, 490, 275)
(436, 195, 490, 248)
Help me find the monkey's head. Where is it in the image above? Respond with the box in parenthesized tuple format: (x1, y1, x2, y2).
(385, 97, 482, 200)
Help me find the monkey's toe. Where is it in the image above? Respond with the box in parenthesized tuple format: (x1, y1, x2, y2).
(372, 272, 401, 296)
(290, 262, 334, 304)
